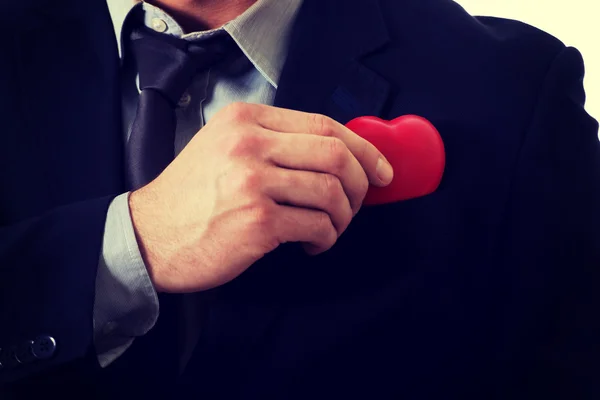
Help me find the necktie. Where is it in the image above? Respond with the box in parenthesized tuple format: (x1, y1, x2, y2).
(103, 26, 237, 389)
(126, 26, 235, 190)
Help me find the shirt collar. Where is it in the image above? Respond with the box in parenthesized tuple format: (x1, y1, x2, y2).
(107, 0, 303, 88)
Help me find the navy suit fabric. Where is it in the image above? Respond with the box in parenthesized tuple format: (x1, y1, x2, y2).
(1, 0, 599, 398)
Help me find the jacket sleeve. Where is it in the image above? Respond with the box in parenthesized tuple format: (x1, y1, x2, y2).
(498, 46, 600, 398)
(0, 195, 115, 386)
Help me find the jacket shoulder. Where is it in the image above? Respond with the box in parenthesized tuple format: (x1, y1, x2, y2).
(378, 0, 565, 69)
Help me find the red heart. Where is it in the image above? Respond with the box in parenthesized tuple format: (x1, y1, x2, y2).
(345, 115, 445, 205)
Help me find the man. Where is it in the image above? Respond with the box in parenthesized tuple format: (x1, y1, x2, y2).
(0, 0, 598, 398)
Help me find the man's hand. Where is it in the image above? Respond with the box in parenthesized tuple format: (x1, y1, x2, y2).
(129, 102, 393, 293)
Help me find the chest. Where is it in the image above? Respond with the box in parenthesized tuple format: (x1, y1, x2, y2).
(190, 128, 520, 397)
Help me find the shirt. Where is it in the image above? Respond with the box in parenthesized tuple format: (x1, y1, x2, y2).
(95, 0, 303, 368)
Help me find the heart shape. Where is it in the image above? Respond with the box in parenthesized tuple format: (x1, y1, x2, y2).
(345, 115, 445, 205)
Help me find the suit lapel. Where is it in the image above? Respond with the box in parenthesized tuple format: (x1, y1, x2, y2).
(274, 0, 392, 124)
(11, 0, 124, 200)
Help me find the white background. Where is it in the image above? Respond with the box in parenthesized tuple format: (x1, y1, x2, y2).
(455, 0, 599, 124)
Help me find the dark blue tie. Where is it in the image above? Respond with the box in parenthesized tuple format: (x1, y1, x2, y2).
(126, 26, 235, 190)
(102, 26, 237, 390)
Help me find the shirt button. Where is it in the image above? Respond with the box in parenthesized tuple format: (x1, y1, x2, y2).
(151, 18, 168, 33)
(178, 92, 192, 108)
(0, 347, 19, 368)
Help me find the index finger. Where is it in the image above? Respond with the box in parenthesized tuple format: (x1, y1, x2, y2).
(254, 105, 394, 187)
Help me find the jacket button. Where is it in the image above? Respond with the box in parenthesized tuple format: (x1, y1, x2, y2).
(31, 335, 56, 360)
(15, 340, 35, 364)
(0, 347, 19, 368)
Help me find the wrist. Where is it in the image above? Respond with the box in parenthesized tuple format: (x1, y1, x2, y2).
(128, 188, 168, 293)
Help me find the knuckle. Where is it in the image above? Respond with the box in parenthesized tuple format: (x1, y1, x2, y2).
(250, 201, 275, 230)
(224, 102, 254, 123)
(357, 171, 369, 198)
(344, 173, 368, 215)
(321, 174, 344, 204)
(324, 137, 348, 172)
(314, 211, 329, 232)
(243, 167, 264, 190)
(254, 203, 272, 225)
(325, 181, 353, 231)
(311, 114, 336, 137)
(357, 138, 371, 161)
(342, 203, 354, 227)
(224, 129, 263, 158)
(315, 212, 337, 246)
(232, 166, 263, 193)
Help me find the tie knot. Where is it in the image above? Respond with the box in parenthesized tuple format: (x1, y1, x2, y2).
(130, 27, 235, 106)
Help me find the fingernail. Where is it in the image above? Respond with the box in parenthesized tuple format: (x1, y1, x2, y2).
(376, 157, 394, 184)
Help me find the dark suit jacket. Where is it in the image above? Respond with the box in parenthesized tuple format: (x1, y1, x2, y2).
(1, 0, 599, 398)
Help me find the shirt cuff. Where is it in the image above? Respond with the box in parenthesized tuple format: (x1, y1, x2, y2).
(93, 192, 159, 368)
